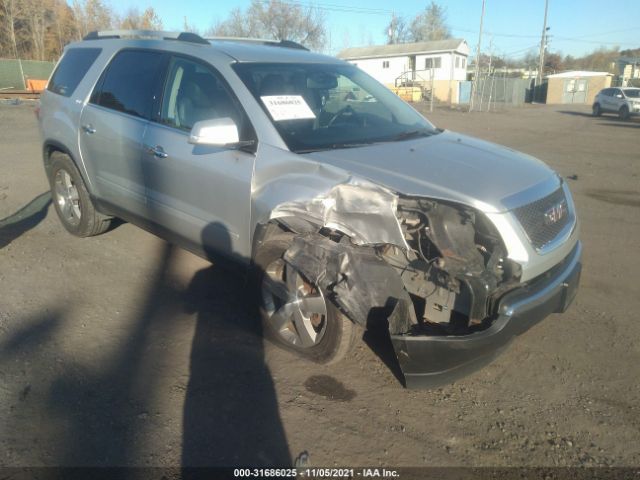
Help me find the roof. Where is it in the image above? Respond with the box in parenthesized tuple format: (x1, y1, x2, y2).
(546, 70, 613, 78)
(618, 56, 640, 64)
(337, 39, 467, 60)
(79, 30, 342, 64)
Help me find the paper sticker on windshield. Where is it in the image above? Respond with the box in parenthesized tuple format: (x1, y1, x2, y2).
(261, 95, 316, 121)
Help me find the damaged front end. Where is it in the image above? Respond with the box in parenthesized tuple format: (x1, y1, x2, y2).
(263, 182, 581, 389)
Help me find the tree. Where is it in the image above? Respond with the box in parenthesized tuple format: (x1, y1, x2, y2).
(119, 7, 162, 30)
(410, 1, 451, 42)
(207, 0, 326, 50)
(72, 0, 113, 39)
(384, 13, 409, 45)
(0, 0, 22, 63)
(544, 52, 563, 73)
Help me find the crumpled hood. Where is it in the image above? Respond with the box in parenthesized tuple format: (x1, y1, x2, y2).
(304, 130, 558, 213)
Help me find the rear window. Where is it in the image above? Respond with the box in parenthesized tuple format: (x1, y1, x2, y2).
(47, 48, 101, 97)
(90, 50, 166, 120)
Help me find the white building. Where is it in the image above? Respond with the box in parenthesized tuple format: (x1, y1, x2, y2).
(337, 39, 470, 102)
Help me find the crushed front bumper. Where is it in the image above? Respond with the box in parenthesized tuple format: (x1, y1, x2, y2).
(391, 241, 582, 389)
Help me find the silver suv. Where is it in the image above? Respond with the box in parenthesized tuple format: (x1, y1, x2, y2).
(38, 30, 581, 388)
(593, 87, 640, 120)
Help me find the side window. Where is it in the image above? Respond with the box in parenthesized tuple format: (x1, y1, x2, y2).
(160, 56, 244, 132)
(425, 57, 441, 69)
(48, 48, 101, 97)
(91, 50, 166, 119)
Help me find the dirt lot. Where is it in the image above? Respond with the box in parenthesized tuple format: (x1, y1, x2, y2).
(1, 101, 639, 469)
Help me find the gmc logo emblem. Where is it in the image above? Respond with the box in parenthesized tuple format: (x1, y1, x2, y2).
(544, 200, 567, 225)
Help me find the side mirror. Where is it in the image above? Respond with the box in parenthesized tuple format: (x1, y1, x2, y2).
(616, 94, 623, 98)
(189, 117, 239, 146)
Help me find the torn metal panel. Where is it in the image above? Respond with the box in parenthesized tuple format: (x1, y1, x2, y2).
(283, 234, 417, 334)
(271, 180, 407, 248)
(250, 143, 407, 250)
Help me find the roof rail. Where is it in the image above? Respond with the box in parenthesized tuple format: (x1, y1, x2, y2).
(206, 36, 309, 51)
(83, 30, 209, 45)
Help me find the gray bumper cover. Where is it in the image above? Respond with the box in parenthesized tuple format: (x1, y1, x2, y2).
(391, 241, 582, 389)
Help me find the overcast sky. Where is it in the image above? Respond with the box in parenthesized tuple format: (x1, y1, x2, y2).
(103, 0, 640, 58)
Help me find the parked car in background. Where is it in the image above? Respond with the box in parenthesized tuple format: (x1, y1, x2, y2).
(593, 87, 640, 120)
(37, 30, 581, 388)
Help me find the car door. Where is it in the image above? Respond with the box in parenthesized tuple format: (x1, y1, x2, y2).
(79, 49, 168, 215)
(141, 55, 256, 259)
(598, 88, 611, 111)
(610, 88, 624, 111)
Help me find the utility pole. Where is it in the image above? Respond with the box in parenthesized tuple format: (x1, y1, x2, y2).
(469, 0, 486, 112)
(537, 0, 549, 87)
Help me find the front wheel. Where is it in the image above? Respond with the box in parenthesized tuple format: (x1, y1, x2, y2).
(253, 234, 356, 364)
(592, 103, 601, 116)
(619, 106, 630, 121)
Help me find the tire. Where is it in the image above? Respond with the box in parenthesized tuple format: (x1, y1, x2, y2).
(619, 106, 630, 121)
(592, 103, 601, 116)
(253, 233, 356, 364)
(48, 151, 111, 237)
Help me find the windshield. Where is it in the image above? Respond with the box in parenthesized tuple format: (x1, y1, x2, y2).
(623, 89, 640, 98)
(233, 62, 439, 152)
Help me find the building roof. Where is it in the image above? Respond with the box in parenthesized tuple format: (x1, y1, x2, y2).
(546, 70, 613, 78)
(337, 39, 467, 60)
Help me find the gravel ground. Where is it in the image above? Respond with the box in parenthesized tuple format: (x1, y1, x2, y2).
(0, 100, 639, 469)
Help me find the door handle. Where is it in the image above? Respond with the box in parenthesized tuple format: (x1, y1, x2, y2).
(82, 124, 96, 134)
(145, 144, 168, 159)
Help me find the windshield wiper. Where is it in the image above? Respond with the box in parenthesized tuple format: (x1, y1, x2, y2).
(296, 142, 373, 153)
(387, 129, 435, 142)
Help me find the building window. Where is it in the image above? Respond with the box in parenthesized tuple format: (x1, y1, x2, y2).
(425, 57, 441, 69)
(455, 57, 460, 68)
(382, 60, 389, 69)
(462, 58, 466, 69)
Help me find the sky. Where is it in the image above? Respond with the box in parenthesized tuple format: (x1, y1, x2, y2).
(102, 0, 640, 59)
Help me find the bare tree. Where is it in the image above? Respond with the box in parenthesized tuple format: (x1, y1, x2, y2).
(207, 0, 326, 50)
(22, 0, 50, 60)
(72, 0, 112, 39)
(385, 13, 409, 45)
(410, 1, 451, 42)
(0, 0, 22, 62)
(119, 6, 162, 30)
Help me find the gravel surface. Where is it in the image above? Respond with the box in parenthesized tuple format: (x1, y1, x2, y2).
(0, 101, 639, 468)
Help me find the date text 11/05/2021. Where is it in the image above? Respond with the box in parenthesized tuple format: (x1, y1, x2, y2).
(233, 468, 400, 478)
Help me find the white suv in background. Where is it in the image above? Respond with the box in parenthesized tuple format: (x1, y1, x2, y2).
(593, 87, 640, 120)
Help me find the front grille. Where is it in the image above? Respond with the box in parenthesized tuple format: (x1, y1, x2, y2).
(513, 187, 571, 250)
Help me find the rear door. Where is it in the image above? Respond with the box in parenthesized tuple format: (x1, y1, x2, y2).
(79, 49, 168, 215)
(141, 55, 256, 259)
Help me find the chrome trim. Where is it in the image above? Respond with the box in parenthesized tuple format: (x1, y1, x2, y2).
(501, 175, 561, 211)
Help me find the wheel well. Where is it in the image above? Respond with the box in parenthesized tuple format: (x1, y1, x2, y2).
(43, 142, 72, 175)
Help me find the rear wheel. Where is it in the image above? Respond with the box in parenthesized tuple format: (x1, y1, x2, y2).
(619, 105, 630, 121)
(592, 103, 601, 116)
(253, 234, 356, 364)
(48, 152, 111, 237)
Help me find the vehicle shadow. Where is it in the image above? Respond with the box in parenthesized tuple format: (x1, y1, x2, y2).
(36, 224, 289, 469)
(556, 110, 640, 125)
(0, 192, 51, 249)
(181, 222, 290, 468)
(556, 110, 595, 118)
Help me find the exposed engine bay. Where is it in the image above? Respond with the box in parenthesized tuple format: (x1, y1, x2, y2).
(383, 197, 522, 334)
(275, 194, 523, 337)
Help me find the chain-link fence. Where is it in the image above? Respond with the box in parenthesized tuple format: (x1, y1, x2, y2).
(0, 59, 56, 90)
